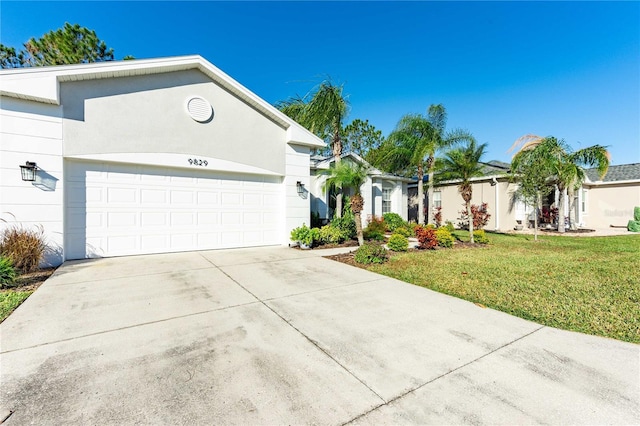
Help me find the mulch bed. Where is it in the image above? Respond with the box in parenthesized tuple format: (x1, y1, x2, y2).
(539, 228, 595, 234)
(324, 240, 483, 267)
(2, 267, 57, 293)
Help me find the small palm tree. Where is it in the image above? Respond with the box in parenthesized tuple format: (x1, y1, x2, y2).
(511, 135, 609, 232)
(277, 80, 350, 217)
(437, 139, 486, 243)
(323, 161, 368, 246)
(381, 105, 474, 224)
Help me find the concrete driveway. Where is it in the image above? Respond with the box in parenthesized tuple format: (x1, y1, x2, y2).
(1, 247, 638, 425)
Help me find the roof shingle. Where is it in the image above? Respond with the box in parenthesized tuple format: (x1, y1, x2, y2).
(585, 163, 640, 182)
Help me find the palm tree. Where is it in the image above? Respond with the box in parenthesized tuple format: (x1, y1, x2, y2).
(277, 80, 349, 217)
(437, 139, 486, 243)
(381, 104, 474, 224)
(511, 135, 609, 233)
(323, 161, 368, 246)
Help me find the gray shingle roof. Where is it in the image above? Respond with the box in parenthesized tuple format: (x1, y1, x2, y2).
(585, 163, 640, 182)
(479, 160, 511, 176)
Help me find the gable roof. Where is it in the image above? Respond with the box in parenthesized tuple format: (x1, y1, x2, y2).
(311, 153, 413, 182)
(585, 163, 640, 183)
(0, 55, 325, 149)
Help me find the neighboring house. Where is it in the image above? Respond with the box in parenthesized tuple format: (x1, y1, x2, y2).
(581, 163, 640, 228)
(310, 153, 411, 228)
(429, 161, 517, 230)
(423, 160, 640, 231)
(0, 56, 324, 266)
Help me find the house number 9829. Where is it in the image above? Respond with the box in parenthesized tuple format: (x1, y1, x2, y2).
(188, 158, 208, 167)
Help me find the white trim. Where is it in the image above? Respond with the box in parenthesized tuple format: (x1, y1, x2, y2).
(583, 179, 640, 187)
(64, 153, 283, 176)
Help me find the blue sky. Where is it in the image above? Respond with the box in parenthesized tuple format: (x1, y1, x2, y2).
(2, 1, 638, 165)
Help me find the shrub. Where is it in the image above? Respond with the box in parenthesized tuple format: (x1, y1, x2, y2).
(354, 242, 388, 264)
(331, 209, 357, 240)
(634, 207, 640, 222)
(0, 256, 17, 288)
(382, 213, 405, 232)
(0, 224, 46, 273)
(318, 225, 344, 244)
(364, 216, 387, 241)
(435, 227, 455, 248)
(394, 226, 412, 238)
(387, 233, 409, 252)
(363, 229, 386, 241)
(366, 216, 387, 234)
(290, 224, 314, 246)
(459, 203, 491, 230)
(445, 221, 455, 233)
(415, 225, 437, 250)
(432, 207, 443, 228)
(473, 229, 490, 244)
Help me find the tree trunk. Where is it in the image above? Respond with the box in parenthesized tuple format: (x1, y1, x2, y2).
(351, 195, 365, 246)
(557, 186, 566, 233)
(534, 193, 539, 242)
(568, 187, 577, 230)
(417, 163, 425, 225)
(426, 156, 434, 226)
(354, 211, 364, 246)
(334, 131, 343, 218)
(468, 200, 474, 243)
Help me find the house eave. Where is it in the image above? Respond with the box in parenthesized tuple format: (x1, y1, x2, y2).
(583, 179, 640, 187)
(0, 55, 325, 148)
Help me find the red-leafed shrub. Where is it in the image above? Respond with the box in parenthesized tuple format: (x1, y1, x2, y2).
(458, 203, 491, 230)
(415, 225, 437, 250)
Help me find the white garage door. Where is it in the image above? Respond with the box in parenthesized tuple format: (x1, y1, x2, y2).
(65, 161, 283, 259)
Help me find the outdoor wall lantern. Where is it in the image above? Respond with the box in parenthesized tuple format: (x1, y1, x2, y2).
(20, 162, 38, 182)
(296, 181, 305, 195)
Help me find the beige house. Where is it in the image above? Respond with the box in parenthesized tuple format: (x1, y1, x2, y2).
(581, 163, 640, 229)
(421, 162, 640, 231)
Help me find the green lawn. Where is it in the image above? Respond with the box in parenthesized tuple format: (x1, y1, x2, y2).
(367, 232, 640, 343)
(0, 291, 32, 323)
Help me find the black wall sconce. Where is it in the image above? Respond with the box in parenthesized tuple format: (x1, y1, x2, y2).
(296, 181, 305, 195)
(20, 161, 38, 182)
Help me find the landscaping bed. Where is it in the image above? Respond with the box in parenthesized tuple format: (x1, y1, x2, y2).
(0, 267, 56, 323)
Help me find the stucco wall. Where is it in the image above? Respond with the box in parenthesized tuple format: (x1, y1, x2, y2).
(0, 97, 64, 266)
(583, 183, 640, 228)
(285, 144, 311, 241)
(436, 179, 519, 230)
(61, 69, 286, 175)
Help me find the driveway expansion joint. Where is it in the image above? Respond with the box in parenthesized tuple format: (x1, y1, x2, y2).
(200, 252, 387, 404)
(342, 325, 546, 425)
(0, 301, 261, 355)
(45, 265, 221, 287)
(260, 277, 390, 302)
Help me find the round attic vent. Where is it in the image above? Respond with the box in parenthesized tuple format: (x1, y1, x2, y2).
(186, 97, 213, 122)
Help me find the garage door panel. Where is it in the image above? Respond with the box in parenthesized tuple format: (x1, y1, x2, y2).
(141, 212, 168, 227)
(141, 189, 167, 204)
(197, 191, 219, 205)
(65, 161, 282, 259)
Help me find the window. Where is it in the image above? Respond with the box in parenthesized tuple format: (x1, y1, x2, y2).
(433, 191, 442, 209)
(382, 187, 392, 214)
(581, 189, 588, 214)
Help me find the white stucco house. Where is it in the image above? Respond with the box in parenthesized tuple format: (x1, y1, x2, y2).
(310, 153, 411, 228)
(0, 56, 325, 266)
